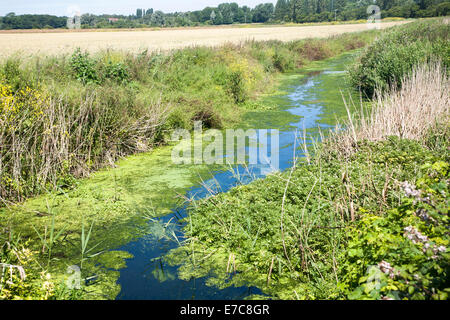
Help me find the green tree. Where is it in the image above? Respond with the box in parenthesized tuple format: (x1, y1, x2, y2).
(150, 11, 165, 26)
(275, 0, 291, 21)
(252, 3, 275, 22)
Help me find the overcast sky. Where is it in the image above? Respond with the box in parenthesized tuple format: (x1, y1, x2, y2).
(0, 0, 278, 16)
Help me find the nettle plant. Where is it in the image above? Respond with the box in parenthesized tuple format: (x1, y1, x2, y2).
(339, 161, 449, 300)
(69, 49, 130, 85)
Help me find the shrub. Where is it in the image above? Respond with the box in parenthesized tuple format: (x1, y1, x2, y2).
(272, 48, 295, 72)
(0, 238, 56, 300)
(225, 70, 247, 104)
(70, 48, 98, 84)
(339, 161, 449, 300)
(295, 39, 333, 61)
(1, 57, 34, 90)
(349, 19, 450, 97)
(102, 61, 129, 83)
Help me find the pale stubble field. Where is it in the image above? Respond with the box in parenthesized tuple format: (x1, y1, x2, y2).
(0, 21, 409, 56)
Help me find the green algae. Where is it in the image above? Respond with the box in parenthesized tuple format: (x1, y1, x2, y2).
(0, 141, 227, 298)
(164, 51, 365, 299)
(0, 50, 363, 299)
(238, 51, 361, 134)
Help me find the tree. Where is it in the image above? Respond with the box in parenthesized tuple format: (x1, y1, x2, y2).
(212, 10, 224, 25)
(252, 3, 275, 23)
(136, 9, 143, 19)
(275, 0, 291, 21)
(150, 11, 165, 26)
(290, 0, 301, 22)
(435, 1, 450, 15)
(242, 6, 253, 23)
(219, 3, 234, 24)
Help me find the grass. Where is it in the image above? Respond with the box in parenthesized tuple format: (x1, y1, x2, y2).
(0, 21, 408, 56)
(349, 18, 449, 98)
(0, 28, 385, 300)
(332, 62, 449, 159)
(0, 29, 380, 206)
(166, 19, 450, 300)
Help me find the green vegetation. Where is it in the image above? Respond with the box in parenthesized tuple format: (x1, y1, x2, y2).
(341, 160, 449, 300)
(0, 30, 379, 300)
(0, 30, 377, 206)
(168, 137, 449, 299)
(0, 13, 66, 30)
(1, 1, 449, 30)
(1, 18, 447, 301)
(167, 18, 450, 300)
(350, 18, 450, 97)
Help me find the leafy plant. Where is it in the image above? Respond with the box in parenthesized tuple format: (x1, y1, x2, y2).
(349, 19, 450, 97)
(226, 70, 247, 103)
(32, 203, 67, 266)
(70, 48, 98, 84)
(339, 161, 449, 300)
(103, 61, 129, 83)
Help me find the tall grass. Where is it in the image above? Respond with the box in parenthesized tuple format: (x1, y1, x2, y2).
(170, 20, 450, 300)
(349, 18, 449, 98)
(0, 85, 168, 204)
(0, 30, 377, 206)
(331, 62, 449, 159)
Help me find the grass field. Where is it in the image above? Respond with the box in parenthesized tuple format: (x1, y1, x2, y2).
(0, 17, 448, 301)
(0, 21, 409, 56)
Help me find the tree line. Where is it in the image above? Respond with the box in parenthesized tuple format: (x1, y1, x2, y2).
(0, 0, 449, 30)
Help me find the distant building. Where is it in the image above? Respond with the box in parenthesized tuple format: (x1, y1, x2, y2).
(108, 18, 119, 23)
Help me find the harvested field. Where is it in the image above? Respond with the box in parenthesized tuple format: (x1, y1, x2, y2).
(0, 21, 409, 56)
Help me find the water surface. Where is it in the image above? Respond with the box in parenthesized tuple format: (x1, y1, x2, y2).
(116, 52, 358, 300)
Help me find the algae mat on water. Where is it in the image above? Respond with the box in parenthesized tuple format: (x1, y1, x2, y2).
(0, 143, 225, 298)
(162, 52, 363, 300)
(0, 51, 361, 299)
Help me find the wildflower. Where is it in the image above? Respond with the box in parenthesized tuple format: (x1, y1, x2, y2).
(415, 209, 436, 224)
(401, 181, 421, 198)
(403, 226, 429, 244)
(404, 226, 447, 259)
(400, 181, 430, 203)
(378, 260, 398, 279)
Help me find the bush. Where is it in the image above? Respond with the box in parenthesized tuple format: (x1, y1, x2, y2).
(226, 70, 247, 103)
(339, 161, 449, 300)
(102, 61, 129, 83)
(349, 19, 450, 97)
(70, 48, 98, 84)
(272, 48, 295, 72)
(0, 238, 57, 300)
(294, 39, 333, 61)
(1, 57, 34, 90)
